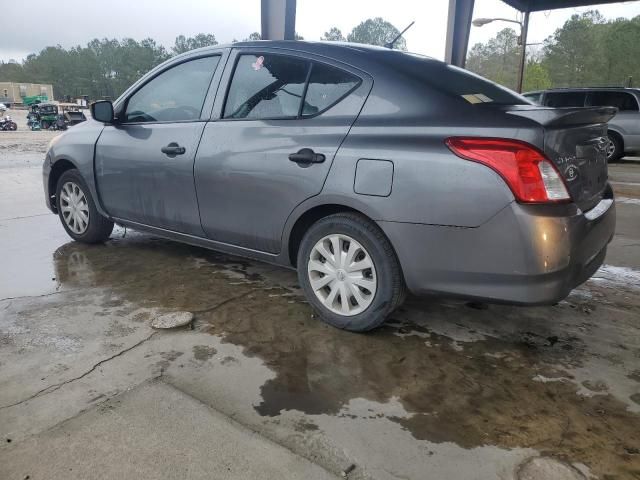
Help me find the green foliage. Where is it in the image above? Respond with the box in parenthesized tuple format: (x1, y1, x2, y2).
(467, 11, 640, 91)
(0, 34, 222, 100)
(321, 27, 346, 42)
(346, 17, 407, 50)
(172, 34, 218, 55)
(523, 61, 551, 91)
(467, 28, 520, 90)
(243, 32, 262, 41)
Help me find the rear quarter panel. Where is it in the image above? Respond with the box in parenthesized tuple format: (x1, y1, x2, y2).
(319, 71, 542, 227)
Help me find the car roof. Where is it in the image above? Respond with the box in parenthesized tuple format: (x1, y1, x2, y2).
(201, 40, 394, 54)
(530, 87, 640, 93)
(175, 40, 436, 69)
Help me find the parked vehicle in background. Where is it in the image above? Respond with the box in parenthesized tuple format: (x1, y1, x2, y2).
(523, 88, 640, 161)
(43, 42, 616, 331)
(22, 95, 49, 106)
(26, 103, 59, 130)
(60, 104, 87, 126)
(0, 115, 17, 130)
(0, 103, 7, 112)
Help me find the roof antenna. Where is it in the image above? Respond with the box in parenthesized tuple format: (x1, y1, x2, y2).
(385, 21, 415, 49)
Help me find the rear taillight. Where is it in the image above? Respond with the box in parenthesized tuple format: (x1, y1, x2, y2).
(445, 137, 571, 204)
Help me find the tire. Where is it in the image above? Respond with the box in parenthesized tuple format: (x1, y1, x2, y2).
(9, 122, 16, 131)
(606, 131, 623, 162)
(297, 212, 406, 332)
(55, 169, 114, 243)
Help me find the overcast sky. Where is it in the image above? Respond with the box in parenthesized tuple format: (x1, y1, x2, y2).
(2, 0, 640, 62)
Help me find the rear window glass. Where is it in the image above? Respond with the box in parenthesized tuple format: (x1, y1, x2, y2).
(383, 52, 529, 106)
(523, 92, 543, 105)
(545, 92, 586, 108)
(590, 91, 639, 111)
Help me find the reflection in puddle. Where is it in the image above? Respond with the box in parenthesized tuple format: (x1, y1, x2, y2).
(50, 237, 640, 478)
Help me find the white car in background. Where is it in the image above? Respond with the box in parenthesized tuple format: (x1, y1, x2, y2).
(0, 103, 7, 112)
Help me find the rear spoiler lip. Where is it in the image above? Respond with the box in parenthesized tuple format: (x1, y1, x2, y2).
(504, 105, 617, 128)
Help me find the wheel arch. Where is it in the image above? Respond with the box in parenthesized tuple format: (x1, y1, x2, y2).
(607, 128, 624, 147)
(284, 198, 404, 281)
(48, 158, 79, 212)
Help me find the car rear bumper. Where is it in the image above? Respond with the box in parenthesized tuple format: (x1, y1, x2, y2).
(378, 186, 616, 305)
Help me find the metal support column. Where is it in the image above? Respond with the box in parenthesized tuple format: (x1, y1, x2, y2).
(444, 0, 475, 67)
(516, 10, 530, 93)
(261, 0, 297, 40)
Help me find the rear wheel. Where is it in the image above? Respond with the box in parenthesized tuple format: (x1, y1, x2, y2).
(297, 212, 406, 332)
(56, 169, 113, 243)
(606, 131, 623, 162)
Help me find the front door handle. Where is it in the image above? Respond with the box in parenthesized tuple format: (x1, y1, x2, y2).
(288, 148, 325, 165)
(161, 142, 186, 157)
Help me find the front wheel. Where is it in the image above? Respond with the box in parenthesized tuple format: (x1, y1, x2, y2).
(56, 169, 114, 243)
(297, 212, 406, 332)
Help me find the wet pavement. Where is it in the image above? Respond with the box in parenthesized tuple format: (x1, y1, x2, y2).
(1, 130, 639, 479)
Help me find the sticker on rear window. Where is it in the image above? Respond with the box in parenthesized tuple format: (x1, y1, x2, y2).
(461, 93, 494, 104)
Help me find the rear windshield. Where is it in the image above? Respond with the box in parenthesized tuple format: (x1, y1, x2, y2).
(382, 52, 530, 106)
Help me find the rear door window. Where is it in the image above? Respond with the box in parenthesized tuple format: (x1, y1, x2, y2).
(223, 53, 361, 120)
(545, 92, 587, 108)
(224, 55, 309, 119)
(589, 91, 639, 111)
(302, 63, 360, 116)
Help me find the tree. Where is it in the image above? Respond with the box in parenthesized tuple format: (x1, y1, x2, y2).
(321, 27, 345, 42)
(466, 28, 520, 90)
(347, 18, 407, 50)
(172, 33, 218, 55)
(466, 10, 640, 91)
(542, 11, 606, 87)
(243, 32, 262, 41)
(523, 61, 552, 91)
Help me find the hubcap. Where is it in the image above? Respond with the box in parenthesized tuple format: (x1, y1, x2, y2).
(307, 234, 377, 316)
(606, 137, 616, 159)
(60, 181, 89, 234)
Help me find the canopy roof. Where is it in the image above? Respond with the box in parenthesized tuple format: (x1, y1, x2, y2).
(501, 0, 627, 11)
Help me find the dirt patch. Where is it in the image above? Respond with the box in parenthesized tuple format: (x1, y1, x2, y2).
(192, 345, 217, 361)
(199, 291, 640, 479)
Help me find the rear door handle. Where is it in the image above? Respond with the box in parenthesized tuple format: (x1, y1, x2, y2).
(288, 148, 325, 165)
(161, 142, 186, 157)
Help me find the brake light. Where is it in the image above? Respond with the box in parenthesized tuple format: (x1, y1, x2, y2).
(445, 137, 571, 204)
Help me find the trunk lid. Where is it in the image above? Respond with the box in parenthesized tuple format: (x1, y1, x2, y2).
(507, 106, 616, 212)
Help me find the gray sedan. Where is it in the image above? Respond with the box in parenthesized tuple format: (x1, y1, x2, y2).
(42, 41, 616, 331)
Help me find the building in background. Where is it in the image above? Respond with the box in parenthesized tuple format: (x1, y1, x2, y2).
(0, 82, 54, 107)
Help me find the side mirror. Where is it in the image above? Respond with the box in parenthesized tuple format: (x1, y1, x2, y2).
(90, 100, 114, 124)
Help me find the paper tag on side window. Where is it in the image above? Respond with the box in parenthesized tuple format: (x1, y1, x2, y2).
(252, 56, 264, 71)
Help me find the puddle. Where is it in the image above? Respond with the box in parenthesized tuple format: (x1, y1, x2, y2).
(33, 237, 640, 478)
